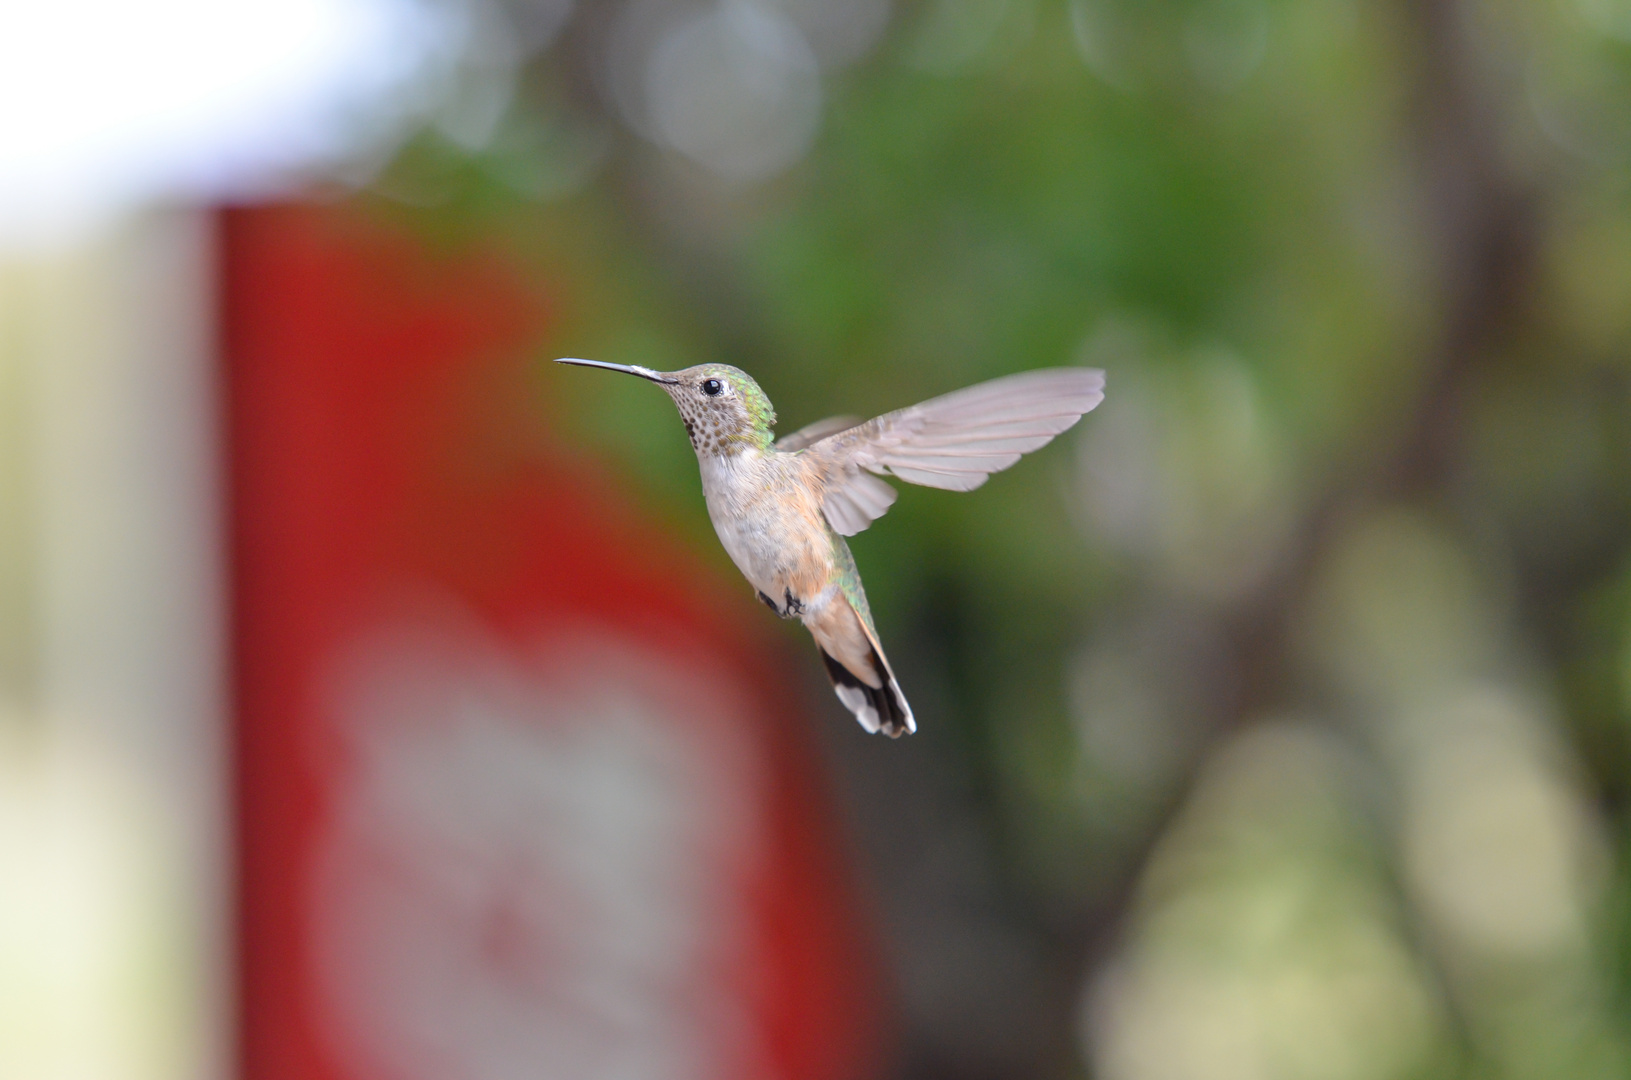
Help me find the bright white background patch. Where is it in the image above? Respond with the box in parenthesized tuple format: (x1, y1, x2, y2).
(0, 0, 467, 246)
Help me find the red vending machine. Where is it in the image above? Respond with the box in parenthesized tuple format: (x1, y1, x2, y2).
(223, 205, 882, 1080)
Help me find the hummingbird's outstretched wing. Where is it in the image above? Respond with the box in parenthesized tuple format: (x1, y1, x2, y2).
(775, 414, 860, 453)
(806, 367, 1105, 536)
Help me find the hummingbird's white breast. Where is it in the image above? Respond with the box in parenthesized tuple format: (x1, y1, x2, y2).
(697, 448, 833, 611)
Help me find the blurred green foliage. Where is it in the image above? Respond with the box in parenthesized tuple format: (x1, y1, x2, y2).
(361, 0, 1631, 1075)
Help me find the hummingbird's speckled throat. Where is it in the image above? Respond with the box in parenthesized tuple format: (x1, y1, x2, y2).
(555, 357, 1105, 736)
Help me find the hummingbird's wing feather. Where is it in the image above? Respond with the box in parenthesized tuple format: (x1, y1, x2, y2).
(775, 414, 861, 453)
(808, 367, 1104, 535)
(819, 469, 899, 536)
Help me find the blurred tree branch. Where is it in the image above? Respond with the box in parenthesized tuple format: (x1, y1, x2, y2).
(1056, 0, 1543, 1073)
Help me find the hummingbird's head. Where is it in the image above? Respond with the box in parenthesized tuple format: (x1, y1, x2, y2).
(662, 364, 776, 454)
(555, 358, 776, 455)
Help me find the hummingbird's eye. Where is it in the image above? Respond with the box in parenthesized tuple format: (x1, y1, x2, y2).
(701, 378, 724, 396)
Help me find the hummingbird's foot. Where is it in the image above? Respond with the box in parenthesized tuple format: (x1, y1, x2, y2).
(757, 589, 805, 619)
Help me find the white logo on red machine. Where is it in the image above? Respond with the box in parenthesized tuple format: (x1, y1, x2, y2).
(311, 615, 768, 1080)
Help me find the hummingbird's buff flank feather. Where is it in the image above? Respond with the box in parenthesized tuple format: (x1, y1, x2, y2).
(555, 358, 1105, 737)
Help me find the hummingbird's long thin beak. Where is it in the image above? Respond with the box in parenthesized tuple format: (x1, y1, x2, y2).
(554, 357, 677, 384)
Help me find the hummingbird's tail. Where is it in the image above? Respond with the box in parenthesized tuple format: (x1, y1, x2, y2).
(819, 644, 913, 737)
(806, 592, 915, 737)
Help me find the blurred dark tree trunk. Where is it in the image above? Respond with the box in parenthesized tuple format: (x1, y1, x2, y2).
(1054, 0, 1546, 1075)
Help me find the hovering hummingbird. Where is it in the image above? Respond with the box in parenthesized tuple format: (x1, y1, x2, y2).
(556, 358, 1105, 736)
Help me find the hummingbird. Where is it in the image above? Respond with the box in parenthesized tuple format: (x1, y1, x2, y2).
(556, 358, 1105, 736)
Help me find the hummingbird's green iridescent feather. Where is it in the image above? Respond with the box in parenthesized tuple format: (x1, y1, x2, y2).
(716, 366, 775, 447)
(553, 357, 1105, 736)
(828, 532, 876, 637)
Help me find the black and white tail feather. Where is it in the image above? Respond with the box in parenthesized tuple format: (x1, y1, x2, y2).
(820, 643, 914, 737)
